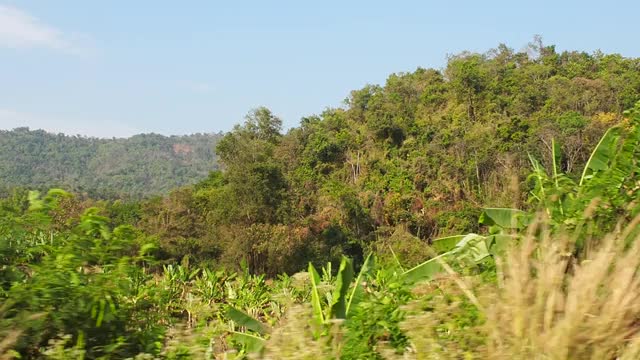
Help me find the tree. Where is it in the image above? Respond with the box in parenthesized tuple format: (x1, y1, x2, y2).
(244, 107, 283, 144)
(214, 107, 288, 225)
(446, 53, 488, 122)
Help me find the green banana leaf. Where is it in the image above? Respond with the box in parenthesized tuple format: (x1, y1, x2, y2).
(345, 253, 373, 318)
(330, 257, 354, 319)
(485, 234, 517, 255)
(230, 331, 265, 353)
(579, 126, 621, 186)
(552, 138, 562, 187)
(479, 207, 527, 230)
(402, 253, 446, 285)
(226, 305, 268, 335)
(308, 262, 325, 326)
(431, 235, 466, 253)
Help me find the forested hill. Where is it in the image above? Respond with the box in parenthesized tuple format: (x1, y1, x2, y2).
(133, 42, 640, 275)
(5, 41, 640, 358)
(0, 128, 221, 198)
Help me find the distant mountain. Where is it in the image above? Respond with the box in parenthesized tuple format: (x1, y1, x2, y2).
(0, 127, 222, 198)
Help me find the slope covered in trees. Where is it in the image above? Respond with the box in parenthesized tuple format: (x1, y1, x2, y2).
(3, 40, 640, 358)
(135, 41, 640, 274)
(2, 82, 640, 359)
(0, 128, 221, 198)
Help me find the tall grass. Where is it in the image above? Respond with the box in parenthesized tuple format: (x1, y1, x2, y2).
(486, 215, 640, 359)
(335, 215, 640, 360)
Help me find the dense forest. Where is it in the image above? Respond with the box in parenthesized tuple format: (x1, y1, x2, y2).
(3, 41, 640, 359)
(139, 40, 640, 273)
(0, 129, 221, 198)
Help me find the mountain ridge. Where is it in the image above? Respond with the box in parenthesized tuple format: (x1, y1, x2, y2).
(0, 127, 222, 198)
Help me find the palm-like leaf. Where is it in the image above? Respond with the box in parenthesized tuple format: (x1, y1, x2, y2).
(345, 254, 373, 318)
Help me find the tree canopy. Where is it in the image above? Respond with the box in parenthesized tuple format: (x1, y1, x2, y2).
(0, 129, 222, 198)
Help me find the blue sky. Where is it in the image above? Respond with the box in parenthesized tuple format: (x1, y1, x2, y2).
(0, 0, 638, 137)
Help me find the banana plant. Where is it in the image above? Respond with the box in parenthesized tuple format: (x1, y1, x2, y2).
(395, 104, 640, 286)
(479, 207, 528, 232)
(308, 254, 373, 333)
(227, 255, 374, 349)
(402, 231, 512, 284)
(481, 114, 636, 236)
(579, 126, 622, 187)
(402, 207, 523, 285)
(226, 305, 270, 354)
(489, 107, 639, 254)
(527, 110, 640, 246)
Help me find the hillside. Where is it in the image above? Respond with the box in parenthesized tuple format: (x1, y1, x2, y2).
(85, 42, 638, 275)
(0, 128, 221, 198)
(3, 41, 640, 358)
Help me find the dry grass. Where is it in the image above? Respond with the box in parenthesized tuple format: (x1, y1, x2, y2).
(379, 214, 640, 360)
(258, 304, 340, 360)
(486, 217, 640, 359)
(247, 215, 640, 359)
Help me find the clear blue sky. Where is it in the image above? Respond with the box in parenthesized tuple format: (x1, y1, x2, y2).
(1, 0, 638, 137)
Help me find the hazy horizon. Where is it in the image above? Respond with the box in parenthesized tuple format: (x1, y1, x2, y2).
(0, 123, 225, 139)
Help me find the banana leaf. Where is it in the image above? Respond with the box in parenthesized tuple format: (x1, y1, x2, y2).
(579, 126, 621, 186)
(431, 235, 466, 253)
(402, 253, 446, 284)
(345, 253, 373, 318)
(308, 262, 325, 326)
(330, 257, 354, 319)
(479, 207, 527, 230)
(226, 305, 268, 335)
(230, 331, 265, 353)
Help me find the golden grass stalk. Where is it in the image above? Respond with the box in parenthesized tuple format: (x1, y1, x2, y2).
(487, 216, 640, 359)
